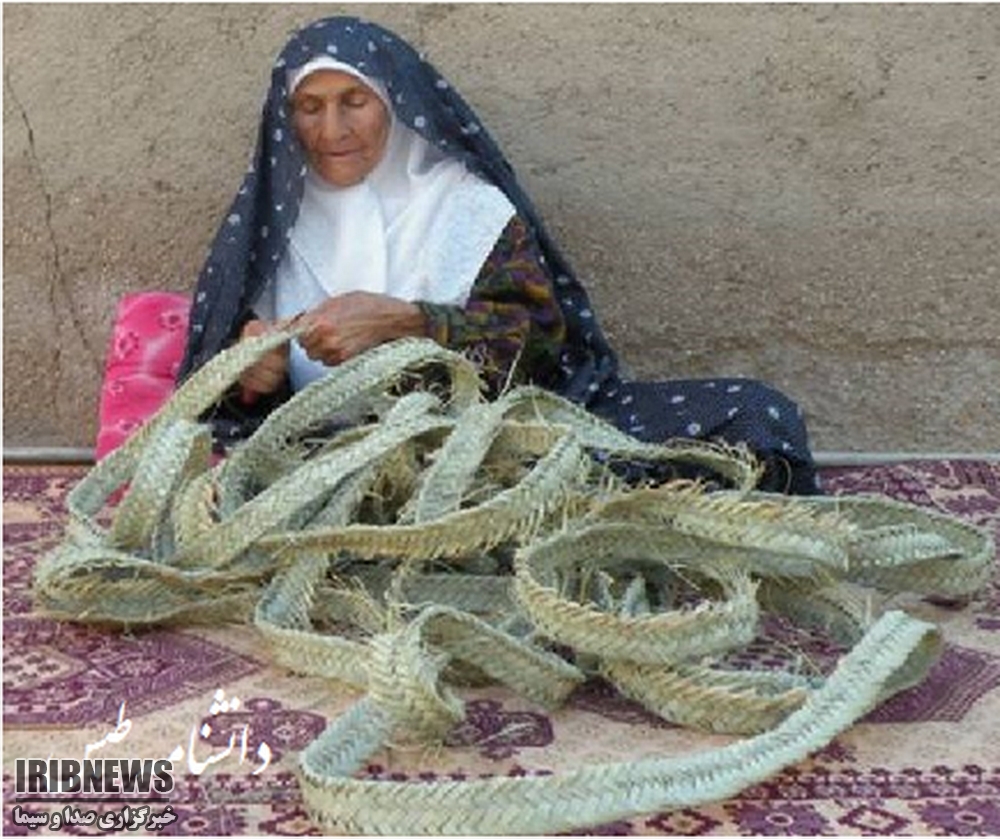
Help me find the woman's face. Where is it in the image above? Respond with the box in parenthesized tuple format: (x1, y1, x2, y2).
(290, 69, 391, 188)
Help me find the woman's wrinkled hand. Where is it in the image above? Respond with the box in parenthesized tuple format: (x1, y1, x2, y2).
(238, 319, 289, 403)
(297, 291, 426, 366)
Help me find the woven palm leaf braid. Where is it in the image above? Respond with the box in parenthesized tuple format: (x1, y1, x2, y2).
(758, 579, 878, 647)
(500, 385, 764, 491)
(514, 525, 761, 664)
(600, 658, 814, 735)
(736, 492, 993, 596)
(297, 611, 941, 835)
(33, 334, 994, 835)
(66, 330, 299, 542)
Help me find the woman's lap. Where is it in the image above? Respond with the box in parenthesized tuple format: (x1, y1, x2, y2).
(593, 377, 820, 494)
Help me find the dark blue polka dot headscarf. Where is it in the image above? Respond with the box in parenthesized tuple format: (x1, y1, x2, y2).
(177, 14, 619, 403)
(177, 15, 820, 494)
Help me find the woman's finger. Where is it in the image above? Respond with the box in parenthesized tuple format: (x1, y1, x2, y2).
(240, 346, 288, 394)
(303, 342, 339, 365)
(241, 367, 279, 393)
(296, 318, 320, 350)
(242, 317, 288, 339)
(298, 320, 337, 359)
(260, 349, 287, 372)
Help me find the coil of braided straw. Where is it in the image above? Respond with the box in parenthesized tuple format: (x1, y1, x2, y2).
(33, 333, 994, 834)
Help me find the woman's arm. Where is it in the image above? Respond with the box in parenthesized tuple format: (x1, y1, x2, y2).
(418, 215, 566, 395)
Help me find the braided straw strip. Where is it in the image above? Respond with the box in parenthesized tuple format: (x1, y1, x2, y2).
(218, 338, 482, 510)
(328, 563, 517, 620)
(391, 573, 515, 617)
(515, 525, 760, 664)
(512, 513, 857, 736)
(177, 410, 452, 570)
(601, 658, 814, 735)
(108, 419, 212, 553)
(171, 470, 220, 557)
(362, 606, 585, 746)
(413, 399, 514, 523)
(256, 554, 372, 689)
(254, 433, 592, 561)
(415, 607, 585, 708)
(34, 335, 994, 835)
(594, 485, 852, 569)
(257, 557, 584, 705)
(741, 493, 994, 597)
(503, 386, 763, 490)
(759, 580, 876, 647)
(34, 543, 260, 624)
(297, 611, 941, 835)
(67, 330, 296, 538)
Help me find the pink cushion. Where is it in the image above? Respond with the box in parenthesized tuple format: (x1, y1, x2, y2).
(95, 292, 191, 460)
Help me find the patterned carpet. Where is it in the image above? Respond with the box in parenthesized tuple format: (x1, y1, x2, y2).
(3, 461, 999, 835)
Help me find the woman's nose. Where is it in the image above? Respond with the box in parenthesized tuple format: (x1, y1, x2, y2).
(318, 105, 350, 143)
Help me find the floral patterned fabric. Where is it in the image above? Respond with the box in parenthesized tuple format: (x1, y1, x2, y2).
(95, 293, 191, 460)
(420, 215, 566, 396)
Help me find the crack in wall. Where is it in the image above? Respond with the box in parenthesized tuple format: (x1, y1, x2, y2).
(5, 69, 102, 393)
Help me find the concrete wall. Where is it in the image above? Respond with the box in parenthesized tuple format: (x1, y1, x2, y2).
(4, 3, 999, 452)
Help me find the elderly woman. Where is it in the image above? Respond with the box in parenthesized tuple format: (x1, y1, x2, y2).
(179, 16, 819, 494)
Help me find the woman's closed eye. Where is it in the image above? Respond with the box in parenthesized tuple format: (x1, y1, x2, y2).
(293, 91, 371, 116)
(342, 91, 371, 109)
(292, 95, 324, 116)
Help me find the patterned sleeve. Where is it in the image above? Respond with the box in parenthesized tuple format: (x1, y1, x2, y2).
(417, 215, 566, 396)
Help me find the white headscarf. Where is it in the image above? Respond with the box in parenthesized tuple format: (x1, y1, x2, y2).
(255, 57, 515, 390)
